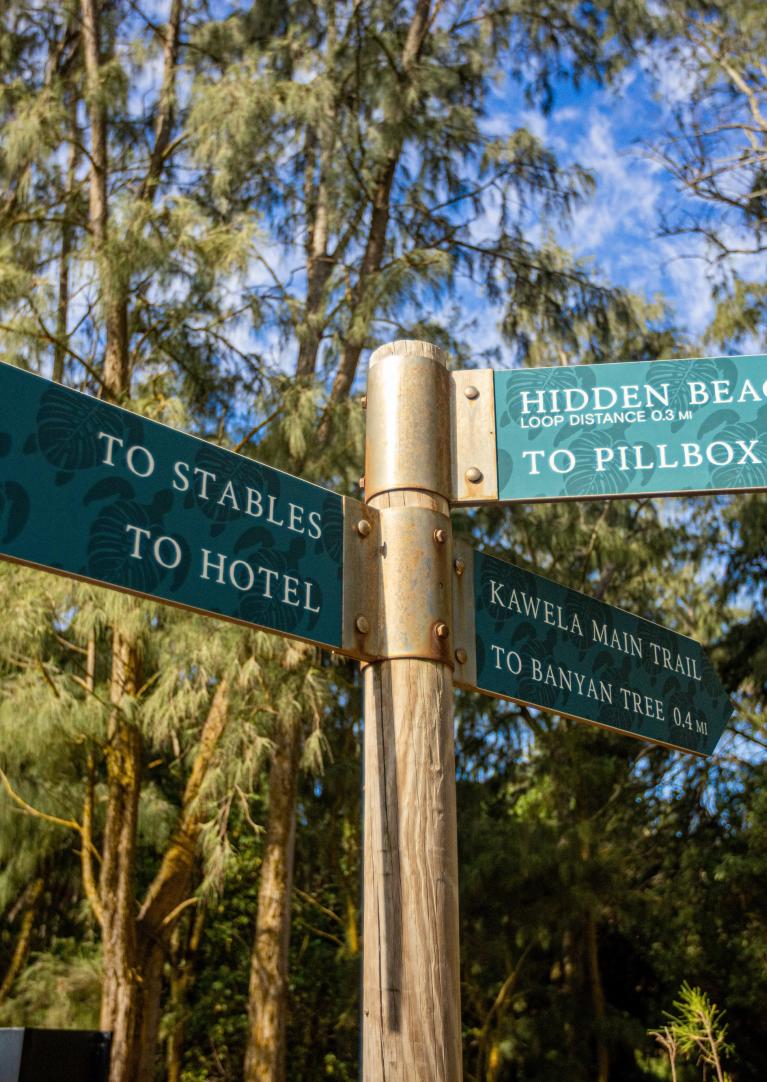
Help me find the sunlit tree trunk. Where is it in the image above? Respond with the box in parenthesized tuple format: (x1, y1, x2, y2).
(98, 631, 142, 1082)
(244, 718, 303, 1082)
(166, 905, 206, 1082)
(0, 879, 44, 1006)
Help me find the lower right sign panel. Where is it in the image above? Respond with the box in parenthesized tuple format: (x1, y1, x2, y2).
(456, 548, 732, 756)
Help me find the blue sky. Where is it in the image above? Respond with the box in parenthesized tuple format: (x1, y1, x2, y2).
(474, 56, 762, 361)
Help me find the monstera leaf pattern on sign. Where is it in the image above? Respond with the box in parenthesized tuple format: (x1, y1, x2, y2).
(562, 429, 632, 497)
(708, 416, 767, 490)
(188, 443, 276, 535)
(649, 357, 738, 433)
(0, 362, 344, 651)
(233, 528, 306, 635)
(496, 366, 598, 495)
(494, 354, 767, 501)
(497, 448, 513, 492)
(0, 482, 30, 543)
(498, 363, 598, 437)
(319, 496, 344, 564)
(35, 385, 143, 473)
(87, 494, 191, 595)
(474, 551, 730, 754)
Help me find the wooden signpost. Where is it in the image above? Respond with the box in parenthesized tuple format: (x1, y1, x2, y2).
(0, 342, 747, 1081)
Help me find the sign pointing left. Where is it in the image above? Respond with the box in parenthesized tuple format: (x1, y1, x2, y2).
(0, 362, 375, 657)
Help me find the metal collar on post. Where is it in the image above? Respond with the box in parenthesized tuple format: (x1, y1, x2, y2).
(364, 340, 454, 665)
(365, 340, 452, 504)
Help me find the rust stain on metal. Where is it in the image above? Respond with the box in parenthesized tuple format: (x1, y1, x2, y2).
(341, 496, 381, 660)
(451, 540, 477, 687)
(374, 505, 453, 665)
(366, 344, 452, 502)
(450, 369, 499, 505)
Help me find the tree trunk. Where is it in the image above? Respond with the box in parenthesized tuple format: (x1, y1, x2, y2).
(141, 0, 182, 202)
(133, 679, 229, 1082)
(53, 101, 77, 384)
(0, 879, 44, 1005)
(561, 925, 578, 1062)
(80, 0, 129, 400)
(135, 943, 165, 1082)
(244, 718, 303, 1082)
(318, 156, 397, 433)
(99, 631, 142, 1082)
(166, 905, 206, 1082)
(80, 9, 137, 1056)
(295, 16, 336, 383)
(585, 912, 609, 1082)
(79, 8, 191, 1079)
(317, 0, 433, 444)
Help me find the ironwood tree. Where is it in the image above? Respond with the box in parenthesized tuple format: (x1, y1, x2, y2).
(0, 2, 765, 1082)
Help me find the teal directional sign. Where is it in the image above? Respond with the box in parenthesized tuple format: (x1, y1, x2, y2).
(494, 354, 767, 502)
(456, 548, 731, 755)
(0, 362, 348, 651)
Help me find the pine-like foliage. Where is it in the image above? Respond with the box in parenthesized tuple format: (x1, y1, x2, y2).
(0, 3, 765, 1082)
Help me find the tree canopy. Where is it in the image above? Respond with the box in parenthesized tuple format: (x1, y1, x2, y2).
(0, 3, 765, 1081)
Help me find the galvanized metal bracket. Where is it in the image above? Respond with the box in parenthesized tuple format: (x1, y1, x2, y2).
(375, 505, 454, 665)
(341, 496, 382, 661)
(450, 369, 499, 505)
(342, 500, 457, 665)
(451, 539, 477, 688)
(365, 342, 452, 502)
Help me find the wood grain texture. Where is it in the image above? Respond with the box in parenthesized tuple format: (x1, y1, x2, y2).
(362, 488, 462, 1081)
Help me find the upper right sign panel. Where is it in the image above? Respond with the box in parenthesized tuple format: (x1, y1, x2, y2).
(488, 355, 767, 503)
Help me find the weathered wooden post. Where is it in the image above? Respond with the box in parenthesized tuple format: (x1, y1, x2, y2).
(362, 340, 463, 1081)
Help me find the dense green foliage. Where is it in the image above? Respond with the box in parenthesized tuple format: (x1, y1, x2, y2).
(0, 2, 765, 1080)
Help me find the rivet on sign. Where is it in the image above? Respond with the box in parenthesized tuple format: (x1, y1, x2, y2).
(435, 622, 450, 640)
(465, 467, 483, 484)
(454, 558, 465, 575)
(356, 615, 370, 635)
(464, 385, 480, 400)
(455, 648, 468, 665)
(361, 394, 367, 409)
(433, 527, 447, 544)
(357, 519, 372, 537)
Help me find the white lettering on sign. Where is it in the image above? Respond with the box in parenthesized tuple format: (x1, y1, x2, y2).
(592, 440, 761, 475)
(648, 642, 701, 680)
(122, 527, 323, 617)
(97, 433, 156, 477)
(199, 546, 321, 613)
(619, 687, 665, 720)
(518, 376, 767, 417)
(96, 434, 325, 541)
(489, 579, 583, 636)
(125, 525, 181, 568)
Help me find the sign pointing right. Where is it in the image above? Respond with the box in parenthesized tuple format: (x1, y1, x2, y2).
(453, 546, 732, 756)
(452, 354, 767, 504)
